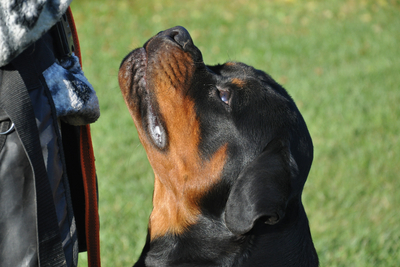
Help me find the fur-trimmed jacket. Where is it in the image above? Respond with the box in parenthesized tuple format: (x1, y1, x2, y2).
(0, 0, 73, 67)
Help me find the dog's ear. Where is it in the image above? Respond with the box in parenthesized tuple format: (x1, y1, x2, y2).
(225, 137, 296, 235)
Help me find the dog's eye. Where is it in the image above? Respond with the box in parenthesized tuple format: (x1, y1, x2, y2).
(218, 89, 231, 105)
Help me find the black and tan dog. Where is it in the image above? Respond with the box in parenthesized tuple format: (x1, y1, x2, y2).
(118, 26, 318, 267)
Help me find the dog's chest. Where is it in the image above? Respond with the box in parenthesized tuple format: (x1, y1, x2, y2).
(144, 217, 249, 266)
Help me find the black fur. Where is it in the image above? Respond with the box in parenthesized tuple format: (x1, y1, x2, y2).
(120, 26, 318, 267)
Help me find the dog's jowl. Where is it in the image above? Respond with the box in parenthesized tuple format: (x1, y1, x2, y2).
(119, 26, 318, 267)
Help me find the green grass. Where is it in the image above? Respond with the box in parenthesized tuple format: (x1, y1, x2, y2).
(70, 0, 400, 266)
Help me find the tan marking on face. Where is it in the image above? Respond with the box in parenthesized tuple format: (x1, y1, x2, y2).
(231, 78, 245, 88)
(118, 51, 143, 125)
(118, 56, 134, 109)
(125, 46, 228, 239)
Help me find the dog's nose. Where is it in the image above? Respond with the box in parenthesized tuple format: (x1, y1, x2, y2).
(159, 26, 194, 51)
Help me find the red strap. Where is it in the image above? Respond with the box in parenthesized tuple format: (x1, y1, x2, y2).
(79, 124, 101, 267)
(66, 7, 101, 267)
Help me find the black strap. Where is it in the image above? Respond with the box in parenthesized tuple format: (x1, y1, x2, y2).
(0, 39, 67, 266)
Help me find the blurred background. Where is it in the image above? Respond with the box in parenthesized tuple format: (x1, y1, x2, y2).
(70, 0, 399, 266)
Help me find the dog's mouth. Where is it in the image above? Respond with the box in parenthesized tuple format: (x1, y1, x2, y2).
(119, 45, 168, 149)
(135, 47, 167, 149)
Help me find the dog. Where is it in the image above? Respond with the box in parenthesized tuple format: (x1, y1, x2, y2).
(118, 26, 318, 267)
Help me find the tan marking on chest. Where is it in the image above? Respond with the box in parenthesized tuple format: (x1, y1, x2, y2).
(149, 144, 227, 239)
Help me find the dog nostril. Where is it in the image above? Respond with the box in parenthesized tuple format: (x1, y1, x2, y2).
(169, 30, 181, 42)
(165, 26, 193, 50)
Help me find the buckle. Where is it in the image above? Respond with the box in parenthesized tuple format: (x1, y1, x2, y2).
(0, 122, 15, 135)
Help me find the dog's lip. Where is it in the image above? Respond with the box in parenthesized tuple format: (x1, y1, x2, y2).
(122, 47, 168, 149)
(127, 47, 148, 95)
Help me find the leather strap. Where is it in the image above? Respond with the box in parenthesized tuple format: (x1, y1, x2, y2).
(66, 7, 102, 267)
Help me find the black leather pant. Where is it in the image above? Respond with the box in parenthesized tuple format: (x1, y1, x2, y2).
(0, 105, 37, 266)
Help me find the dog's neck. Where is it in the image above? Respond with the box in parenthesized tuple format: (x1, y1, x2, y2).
(147, 144, 228, 240)
(148, 175, 199, 239)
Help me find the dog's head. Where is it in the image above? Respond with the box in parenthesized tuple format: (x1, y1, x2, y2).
(119, 26, 313, 240)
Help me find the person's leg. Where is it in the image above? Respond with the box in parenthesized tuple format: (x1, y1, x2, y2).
(0, 105, 38, 267)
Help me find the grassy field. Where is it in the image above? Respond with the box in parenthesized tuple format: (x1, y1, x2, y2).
(70, 0, 400, 266)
